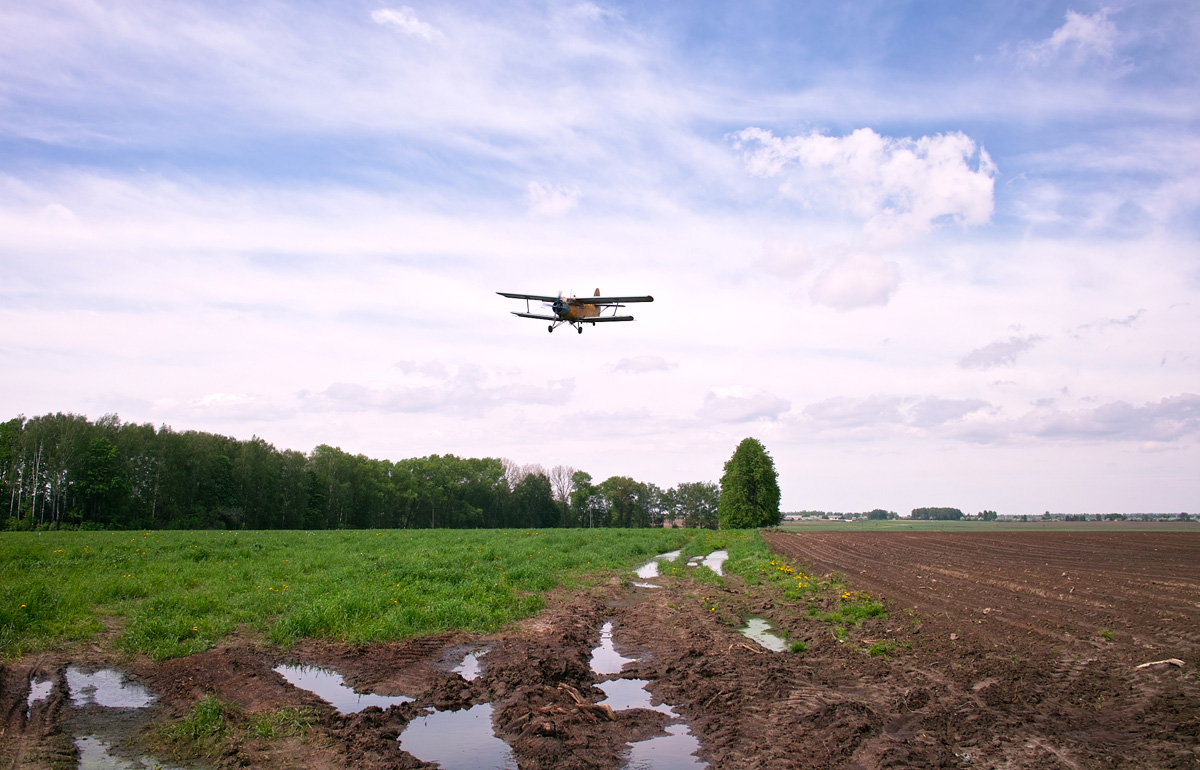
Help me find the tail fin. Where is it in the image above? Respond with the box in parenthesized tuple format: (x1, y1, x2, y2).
(594, 288, 601, 296)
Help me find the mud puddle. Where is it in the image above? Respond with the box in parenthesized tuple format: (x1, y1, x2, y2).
(597, 681, 705, 770)
(399, 702, 516, 770)
(452, 650, 484, 681)
(68, 667, 156, 709)
(591, 621, 636, 675)
(739, 618, 787, 652)
(26, 676, 52, 716)
(698, 550, 727, 576)
(75, 734, 187, 770)
(592, 622, 707, 769)
(273, 664, 413, 713)
(633, 549, 681, 588)
(60, 667, 184, 770)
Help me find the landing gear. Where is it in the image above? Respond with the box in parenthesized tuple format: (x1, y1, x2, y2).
(576, 325, 583, 334)
(548, 325, 554, 333)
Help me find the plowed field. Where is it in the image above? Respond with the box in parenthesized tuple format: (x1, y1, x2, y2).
(3, 530, 1198, 769)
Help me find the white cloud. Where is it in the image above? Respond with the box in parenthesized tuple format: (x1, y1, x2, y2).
(301, 366, 574, 417)
(1020, 9, 1119, 65)
(959, 335, 1046, 369)
(525, 182, 583, 217)
(370, 7, 442, 42)
(731, 127, 996, 238)
(700, 387, 790, 423)
(809, 254, 900, 310)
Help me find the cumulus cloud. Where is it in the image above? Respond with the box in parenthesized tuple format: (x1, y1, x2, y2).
(959, 335, 1046, 369)
(799, 394, 996, 441)
(797, 392, 1200, 445)
(700, 386, 790, 423)
(1020, 394, 1200, 442)
(301, 365, 574, 417)
(611, 355, 676, 374)
(525, 181, 583, 217)
(803, 395, 906, 430)
(1019, 9, 1119, 65)
(809, 254, 900, 310)
(908, 397, 993, 428)
(731, 127, 996, 237)
(370, 7, 442, 42)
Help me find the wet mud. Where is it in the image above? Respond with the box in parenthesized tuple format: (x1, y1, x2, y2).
(2, 531, 1198, 769)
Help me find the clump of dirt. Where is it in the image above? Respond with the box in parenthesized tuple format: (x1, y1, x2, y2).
(1, 531, 1197, 769)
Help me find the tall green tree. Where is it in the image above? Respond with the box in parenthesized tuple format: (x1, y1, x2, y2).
(665, 481, 720, 529)
(717, 438, 781, 529)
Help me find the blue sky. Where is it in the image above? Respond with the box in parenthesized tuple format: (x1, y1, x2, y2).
(2, 1, 1197, 514)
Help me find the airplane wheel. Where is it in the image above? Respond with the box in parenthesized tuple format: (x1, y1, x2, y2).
(577, 326, 583, 334)
(548, 325, 553, 333)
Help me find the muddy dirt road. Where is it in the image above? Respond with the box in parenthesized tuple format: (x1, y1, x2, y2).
(3, 531, 1198, 769)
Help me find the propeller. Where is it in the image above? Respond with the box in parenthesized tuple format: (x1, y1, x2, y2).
(542, 291, 570, 319)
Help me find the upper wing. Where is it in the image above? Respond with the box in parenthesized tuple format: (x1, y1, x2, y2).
(574, 295, 654, 305)
(498, 292, 559, 302)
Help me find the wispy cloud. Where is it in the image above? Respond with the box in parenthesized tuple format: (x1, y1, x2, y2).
(959, 335, 1046, 370)
(1019, 9, 1120, 66)
(370, 7, 443, 42)
(301, 366, 574, 417)
(525, 182, 583, 217)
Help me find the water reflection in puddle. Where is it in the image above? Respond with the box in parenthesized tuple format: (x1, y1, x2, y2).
(625, 723, 706, 770)
(591, 621, 636, 676)
(597, 680, 706, 769)
(597, 678, 673, 715)
(398, 703, 515, 770)
(453, 651, 483, 681)
(592, 622, 708, 769)
(700, 550, 728, 576)
(740, 618, 788, 652)
(75, 735, 187, 770)
(26, 677, 52, 716)
(634, 549, 681, 580)
(273, 664, 413, 714)
(66, 668, 155, 709)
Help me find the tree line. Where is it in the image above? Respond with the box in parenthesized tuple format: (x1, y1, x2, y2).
(0, 413, 724, 531)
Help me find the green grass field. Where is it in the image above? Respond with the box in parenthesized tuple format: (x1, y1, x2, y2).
(1, 528, 769, 660)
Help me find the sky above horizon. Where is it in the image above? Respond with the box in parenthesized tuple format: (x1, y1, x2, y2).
(2, 1, 1198, 515)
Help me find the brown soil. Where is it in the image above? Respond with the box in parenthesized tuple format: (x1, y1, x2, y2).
(3, 530, 1198, 769)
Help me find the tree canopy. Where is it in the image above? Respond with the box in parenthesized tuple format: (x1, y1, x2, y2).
(1, 412, 719, 531)
(911, 507, 964, 521)
(717, 437, 781, 529)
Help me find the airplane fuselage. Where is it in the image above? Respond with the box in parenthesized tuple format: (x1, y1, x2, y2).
(554, 300, 604, 321)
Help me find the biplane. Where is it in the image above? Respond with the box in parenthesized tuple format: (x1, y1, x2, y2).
(497, 289, 654, 333)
